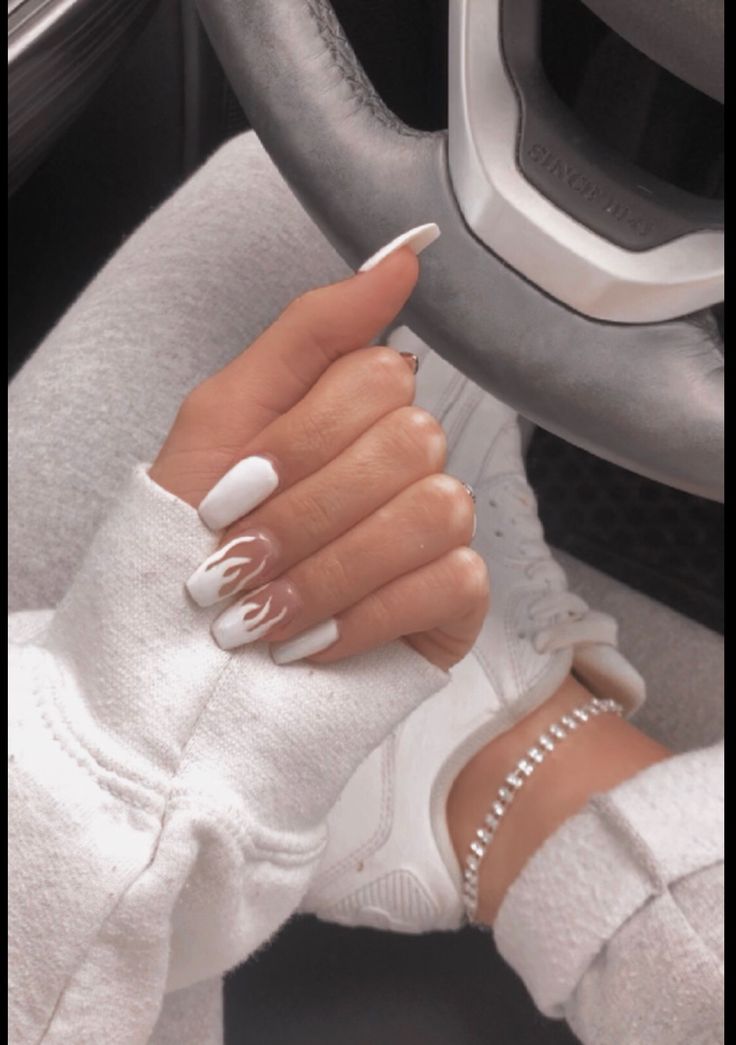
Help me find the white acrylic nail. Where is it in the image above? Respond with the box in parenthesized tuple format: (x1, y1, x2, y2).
(358, 223, 441, 273)
(211, 581, 298, 651)
(186, 532, 274, 608)
(198, 456, 279, 531)
(271, 619, 340, 665)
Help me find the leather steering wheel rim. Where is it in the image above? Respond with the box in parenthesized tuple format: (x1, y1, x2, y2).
(195, 0, 724, 501)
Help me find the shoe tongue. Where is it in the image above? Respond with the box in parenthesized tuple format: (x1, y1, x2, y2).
(572, 643, 646, 715)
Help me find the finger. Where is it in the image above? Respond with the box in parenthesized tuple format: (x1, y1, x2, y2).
(195, 237, 428, 445)
(194, 344, 416, 529)
(210, 474, 475, 650)
(275, 547, 490, 669)
(186, 406, 446, 606)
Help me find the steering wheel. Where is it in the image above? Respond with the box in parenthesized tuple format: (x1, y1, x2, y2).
(195, 0, 724, 501)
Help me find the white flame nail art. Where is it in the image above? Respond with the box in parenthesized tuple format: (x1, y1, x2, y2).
(186, 534, 274, 608)
(211, 581, 298, 651)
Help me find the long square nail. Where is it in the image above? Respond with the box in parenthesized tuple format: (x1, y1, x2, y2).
(270, 619, 339, 665)
(186, 531, 277, 608)
(358, 223, 441, 273)
(211, 579, 300, 650)
(198, 456, 279, 531)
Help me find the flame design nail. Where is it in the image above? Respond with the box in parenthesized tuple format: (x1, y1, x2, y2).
(211, 579, 300, 650)
(186, 532, 276, 608)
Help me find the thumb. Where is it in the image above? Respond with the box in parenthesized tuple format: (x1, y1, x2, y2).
(151, 225, 439, 502)
(210, 224, 438, 434)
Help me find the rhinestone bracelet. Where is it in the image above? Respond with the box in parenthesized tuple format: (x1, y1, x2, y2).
(461, 696, 624, 923)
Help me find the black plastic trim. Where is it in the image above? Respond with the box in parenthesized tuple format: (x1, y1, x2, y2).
(8, 0, 158, 195)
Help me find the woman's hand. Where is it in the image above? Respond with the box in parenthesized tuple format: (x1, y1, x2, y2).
(150, 245, 488, 669)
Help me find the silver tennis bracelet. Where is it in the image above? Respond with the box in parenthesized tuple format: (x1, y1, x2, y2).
(461, 696, 624, 923)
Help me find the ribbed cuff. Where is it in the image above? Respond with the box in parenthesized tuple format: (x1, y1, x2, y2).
(494, 743, 724, 1017)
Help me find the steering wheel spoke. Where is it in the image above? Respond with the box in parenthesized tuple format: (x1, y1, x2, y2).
(195, 0, 723, 501)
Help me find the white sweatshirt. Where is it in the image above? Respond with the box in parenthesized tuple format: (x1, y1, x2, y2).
(8, 465, 448, 1043)
(9, 465, 724, 1044)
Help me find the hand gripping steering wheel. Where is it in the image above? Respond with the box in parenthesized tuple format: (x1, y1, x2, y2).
(196, 0, 724, 501)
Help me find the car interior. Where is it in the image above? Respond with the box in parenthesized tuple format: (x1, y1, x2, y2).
(8, 1, 723, 1042)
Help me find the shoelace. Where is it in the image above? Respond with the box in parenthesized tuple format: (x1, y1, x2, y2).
(480, 474, 618, 655)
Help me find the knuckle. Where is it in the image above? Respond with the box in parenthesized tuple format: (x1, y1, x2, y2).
(335, 346, 413, 408)
(390, 406, 447, 468)
(418, 473, 470, 521)
(361, 588, 394, 634)
(291, 404, 332, 460)
(403, 405, 443, 437)
(451, 548, 490, 604)
(314, 552, 352, 600)
(291, 489, 335, 542)
(365, 347, 415, 399)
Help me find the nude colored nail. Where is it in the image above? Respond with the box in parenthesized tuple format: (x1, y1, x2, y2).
(358, 223, 441, 273)
(271, 619, 340, 665)
(461, 483, 477, 539)
(400, 351, 420, 374)
(186, 531, 277, 608)
(198, 456, 279, 531)
(211, 579, 300, 650)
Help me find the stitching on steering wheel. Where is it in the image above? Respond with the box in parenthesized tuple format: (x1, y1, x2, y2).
(303, 0, 441, 141)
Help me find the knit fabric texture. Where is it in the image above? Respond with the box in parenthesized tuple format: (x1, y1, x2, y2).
(8, 465, 448, 1043)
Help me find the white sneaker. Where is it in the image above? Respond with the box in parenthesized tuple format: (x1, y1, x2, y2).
(301, 329, 645, 933)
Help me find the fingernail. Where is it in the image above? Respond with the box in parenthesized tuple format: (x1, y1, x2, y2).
(358, 223, 441, 273)
(211, 579, 300, 650)
(186, 531, 277, 608)
(271, 619, 340, 665)
(198, 456, 279, 531)
(400, 351, 420, 374)
(462, 483, 477, 539)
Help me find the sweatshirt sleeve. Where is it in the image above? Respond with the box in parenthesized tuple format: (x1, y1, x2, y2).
(493, 743, 724, 1044)
(8, 465, 448, 1045)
